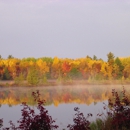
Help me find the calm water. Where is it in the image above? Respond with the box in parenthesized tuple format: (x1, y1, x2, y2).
(0, 84, 129, 129)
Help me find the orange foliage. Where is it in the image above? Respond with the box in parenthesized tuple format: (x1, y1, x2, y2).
(1, 55, 130, 80)
(62, 61, 71, 74)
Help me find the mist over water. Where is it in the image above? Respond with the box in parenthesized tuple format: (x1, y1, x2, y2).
(0, 84, 130, 129)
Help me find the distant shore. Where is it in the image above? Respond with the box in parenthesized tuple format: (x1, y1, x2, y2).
(0, 79, 130, 87)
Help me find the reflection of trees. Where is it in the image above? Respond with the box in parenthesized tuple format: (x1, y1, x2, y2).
(0, 86, 129, 107)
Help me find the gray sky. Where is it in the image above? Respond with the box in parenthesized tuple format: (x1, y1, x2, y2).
(0, 0, 130, 60)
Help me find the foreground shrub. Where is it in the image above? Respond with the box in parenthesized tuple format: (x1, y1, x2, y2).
(0, 119, 3, 128)
(107, 87, 130, 130)
(67, 107, 92, 130)
(90, 118, 103, 130)
(89, 86, 130, 130)
(17, 91, 58, 130)
(1, 90, 58, 130)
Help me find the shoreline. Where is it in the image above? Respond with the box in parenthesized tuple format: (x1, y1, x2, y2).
(0, 79, 130, 87)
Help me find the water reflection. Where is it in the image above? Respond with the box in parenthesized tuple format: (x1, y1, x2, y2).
(0, 84, 129, 129)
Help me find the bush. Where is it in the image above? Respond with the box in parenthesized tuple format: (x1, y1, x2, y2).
(67, 107, 92, 130)
(90, 119, 103, 130)
(0, 119, 3, 128)
(14, 73, 24, 85)
(106, 87, 130, 130)
(27, 68, 39, 85)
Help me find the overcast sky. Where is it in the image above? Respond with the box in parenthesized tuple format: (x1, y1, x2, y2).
(0, 0, 130, 60)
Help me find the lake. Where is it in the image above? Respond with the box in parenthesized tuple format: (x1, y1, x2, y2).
(0, 84, 129, 130)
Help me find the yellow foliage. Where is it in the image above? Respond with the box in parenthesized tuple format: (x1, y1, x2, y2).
(101, 93, 108, 100)
(53, 57, 59, 65)
(29, 61, 34, 66)
(2, 59, 9, 67)
(0, 60, 4, 67)
(74, 99, 81, 104)
(53, 100, 59, 107)
(36, 59, 49, 74)
(88, 60, 94, 69)
(70, 60, 80, 69)
(36, 59, 43, 67)
(100, 62, 108, 77)
(52, 57, 62, 76)
(1, 55, 130, 81)
(86, 96, 94, 105)
(2, 98, 18, 105)
(120, 57, 130, 66)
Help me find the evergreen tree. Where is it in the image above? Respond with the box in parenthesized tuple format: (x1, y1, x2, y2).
(8, 55, 14, 59)
(3, 68, 11, 80)
(93, 55, 97, 60)
(107, 52, 115, 64)
(86, 55, 92, 59)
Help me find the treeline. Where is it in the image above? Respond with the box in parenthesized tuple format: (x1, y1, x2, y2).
(0, 52, 130, 85)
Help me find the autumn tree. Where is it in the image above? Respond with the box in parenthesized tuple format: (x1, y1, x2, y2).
(0, 60, 4, 79)
(87, 58, 95, 79)
(36, 59, 49, 83)
(69, 60, 81, 79)
(107, 52, 115, 79)
(7, 59, 21, 79)
(62, 61, 71, 76)
(36, 59, 49, 75)
(100, 62, 111, 79)
(120, 57, 130, 79)
(19, 60, 29, 79)
(92, 61, 102, 80)
(123, 64, 130, 79)
(51, 57, 62, 79)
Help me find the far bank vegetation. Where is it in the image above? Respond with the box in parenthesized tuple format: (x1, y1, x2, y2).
(0, 52, 130, 86)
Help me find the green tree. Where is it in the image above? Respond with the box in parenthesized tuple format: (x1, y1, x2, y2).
(114, 57, 124, 78)
(27, 68, 39, 85)
(14, 73, 24, 85)
(107, 52, 115, 79)
(93, 55, 97, 60)
(68, 68, 81, 79)
(86, 55, 92, 60)
(3, 68, 11, 80)
(8, 55, 14, 59)
(107, 52, 115, 65)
